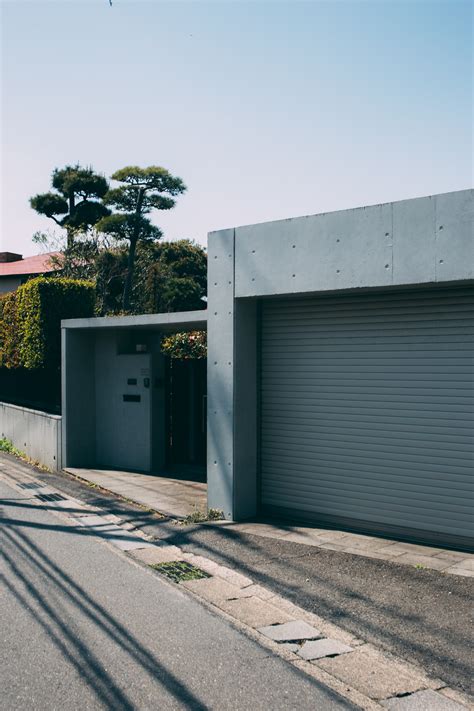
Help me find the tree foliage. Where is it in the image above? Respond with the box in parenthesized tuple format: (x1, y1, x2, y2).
(97, 165, 186, 311)
(146, 240, 207, 313)
(94, 240, 207, 316)
(30, 164, 110, 247)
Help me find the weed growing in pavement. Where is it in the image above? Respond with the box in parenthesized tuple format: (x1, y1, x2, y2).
(150, 561, 211, 583)
(181, 507, 224, 525)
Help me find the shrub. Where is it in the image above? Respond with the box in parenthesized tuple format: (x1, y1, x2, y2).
(161, 330, 207, 359)
(1, 277, 95, 370)
(0, 291, 21, 368)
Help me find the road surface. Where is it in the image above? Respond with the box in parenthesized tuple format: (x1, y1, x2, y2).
(0, 477, 355, 711)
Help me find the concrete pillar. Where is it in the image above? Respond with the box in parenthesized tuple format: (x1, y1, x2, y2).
(207, 229, 258, 520)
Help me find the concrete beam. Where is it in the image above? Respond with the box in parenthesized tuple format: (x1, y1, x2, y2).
(62, 310, 207, 331)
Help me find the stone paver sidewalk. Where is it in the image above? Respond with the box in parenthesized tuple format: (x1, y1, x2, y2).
(65, 467, 207, 519)
(66, 466, 473, 575)
(220, 522, 474, 577)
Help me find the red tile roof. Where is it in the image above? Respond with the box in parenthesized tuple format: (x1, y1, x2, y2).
(0, 252, 61, 277)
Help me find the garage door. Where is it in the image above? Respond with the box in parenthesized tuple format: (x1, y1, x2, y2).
(260, 286, 474, 549)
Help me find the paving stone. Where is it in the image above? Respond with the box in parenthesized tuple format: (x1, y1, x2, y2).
(381, 689, 467, 710)
(181, 576, 253, 604)
(315, 531, 352, 542)
(76, 514, 114, 527)
(438, 687, 474, 707)
(220, 597, 293, 628)
(299, 638, 353, 661)
(317, 647, 430, 700)
(130, 545, 185, 564)
(214, 566, 254, 588)
(433, 550, 472, 562)
(283, 532, 329, 546)
(258, 620, 321, 642)
(393, 554, 452, 571)
(444, 566, 474, 578)
(235, 523, 292, 537)
(282, 643, 300, 653)
(342, 539, 399, 553)
(75, 515, 153, 550)
(342, 549, 405, 562)
(108, 536, 154, 551)
(443, 558, 474, 572)
(319, 542, 353, 552)
(242, 584, 275, 601)
(387, 543, 444, 556)
(180, 553, 221, 575)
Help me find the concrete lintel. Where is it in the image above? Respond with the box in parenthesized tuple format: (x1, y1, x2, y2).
(61, 310, 207, 331)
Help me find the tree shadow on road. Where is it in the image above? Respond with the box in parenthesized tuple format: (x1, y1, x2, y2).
(1, 523, 209, 710)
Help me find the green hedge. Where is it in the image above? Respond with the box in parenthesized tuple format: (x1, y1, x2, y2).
(0, 277, 95, 369)
(0, 291, 21, 368)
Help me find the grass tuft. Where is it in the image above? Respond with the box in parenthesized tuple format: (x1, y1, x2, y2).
(0, 437, 50, 471)
(181, 506, 224, 525)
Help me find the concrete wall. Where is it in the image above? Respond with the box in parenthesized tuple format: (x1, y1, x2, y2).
(62, 312, 207, 471)
(207, 189, 474, 520)
(62, 328, 96, 467)
(234, 190, 473, 298)
(0, 401, 61, 470)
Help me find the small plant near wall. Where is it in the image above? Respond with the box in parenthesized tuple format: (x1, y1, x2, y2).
(161, 330, 207, 360)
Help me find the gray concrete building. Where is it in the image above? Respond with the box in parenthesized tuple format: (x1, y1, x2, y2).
(62, 311, 207, 474)
(63, 189, 473, 549)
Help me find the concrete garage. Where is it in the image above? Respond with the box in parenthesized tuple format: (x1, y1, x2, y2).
(207, 189, 473, 549)
(62, 189, 473, 548)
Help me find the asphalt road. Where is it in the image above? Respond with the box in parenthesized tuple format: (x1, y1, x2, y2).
(0, 477, 355, 711)
(173, 525, 474, 696)
(12, 458, 472, 698)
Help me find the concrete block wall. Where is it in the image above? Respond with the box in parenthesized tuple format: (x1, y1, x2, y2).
(0, 401, 62, 471)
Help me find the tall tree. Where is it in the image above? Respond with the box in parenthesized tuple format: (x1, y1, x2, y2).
(146, 240, 207, 313)
(30, 164, 110, 248)
(97, 166, 186, 311)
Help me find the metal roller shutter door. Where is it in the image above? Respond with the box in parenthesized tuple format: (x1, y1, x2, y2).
(260, 286, 474, 548)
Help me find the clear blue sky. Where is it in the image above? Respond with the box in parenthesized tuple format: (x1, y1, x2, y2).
(1, 0, 472, 256)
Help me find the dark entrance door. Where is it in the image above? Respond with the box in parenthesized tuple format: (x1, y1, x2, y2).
(165, 358, 207, 472)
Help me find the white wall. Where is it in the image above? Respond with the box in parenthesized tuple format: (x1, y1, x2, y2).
(0, 402, 62, 471)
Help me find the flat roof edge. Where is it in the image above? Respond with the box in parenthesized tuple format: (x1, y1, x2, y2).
(62, 310, 208, 330)
(208, 187, 473, 236)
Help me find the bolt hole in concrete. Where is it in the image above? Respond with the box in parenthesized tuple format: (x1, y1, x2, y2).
(149, 561, 211, 583)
